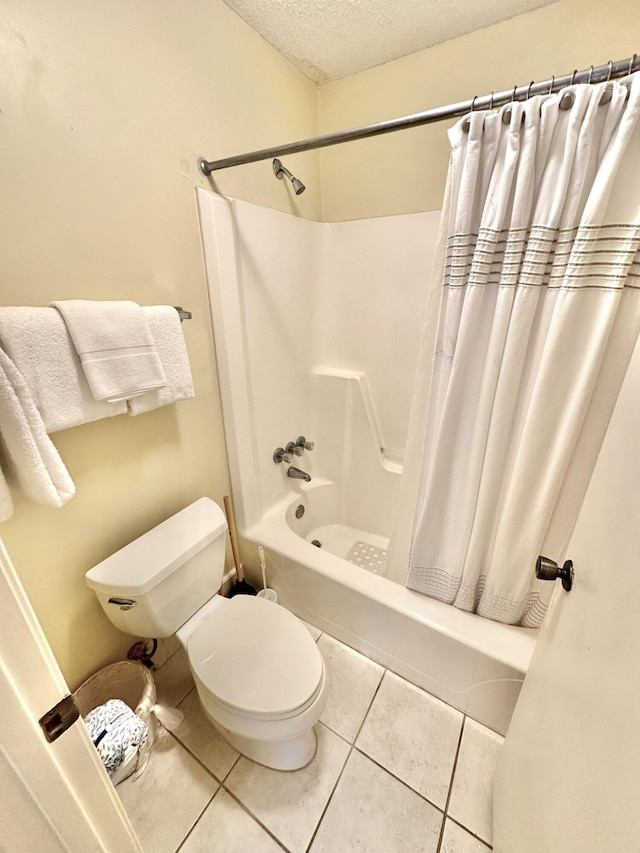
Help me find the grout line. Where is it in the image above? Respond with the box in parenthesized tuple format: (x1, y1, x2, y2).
(304, 667, 386, 852)
(221, 751, 242, 783)
(304, 738, 353, 852)
(166, 728, 224, 784)
(351, 744, 447, 816)
(444, 815, 493, 850)
(443, 715, 466, 817)
(221, 785, 292, 852)
(173, 789, 218, 852)
(351, 665, 386, 744)
(435, 714, 467, 853)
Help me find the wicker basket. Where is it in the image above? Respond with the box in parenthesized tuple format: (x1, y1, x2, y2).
(75, 660, 157, 729)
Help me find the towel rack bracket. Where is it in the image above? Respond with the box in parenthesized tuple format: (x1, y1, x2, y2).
(174, 306, 192, 322)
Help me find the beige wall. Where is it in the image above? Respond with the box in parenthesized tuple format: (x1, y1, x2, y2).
(318, 0, 640, 220)
(0, 0, 320, 688)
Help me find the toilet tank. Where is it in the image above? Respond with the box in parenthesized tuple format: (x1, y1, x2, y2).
(85, 497, 227, 639)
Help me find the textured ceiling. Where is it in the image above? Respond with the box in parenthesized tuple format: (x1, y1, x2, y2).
(224, 0, 559, 84)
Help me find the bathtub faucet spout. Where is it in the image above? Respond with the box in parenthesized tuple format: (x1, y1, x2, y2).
(287, 466, 311, 482)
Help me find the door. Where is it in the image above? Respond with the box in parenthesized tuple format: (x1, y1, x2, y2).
(0, 537, 141, 852)
(493, 342, 640, 851)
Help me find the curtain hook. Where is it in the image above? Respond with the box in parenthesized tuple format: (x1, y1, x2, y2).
(548, 75, 555, 95)
(571, 69, 578, 85)
(588, 65, 594, 84)
(606, 60, 613, 81)
(471, 95, 478, 112)
(526, 80, 535, 100)
(489, 91, 494, 110)
(511, 84, 517, 103)
(629, 53, 637, 75)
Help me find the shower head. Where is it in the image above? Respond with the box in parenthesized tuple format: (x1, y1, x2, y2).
(273, 158, 306, 195)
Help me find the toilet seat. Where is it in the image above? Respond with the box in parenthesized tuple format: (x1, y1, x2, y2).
(187, 595, 323, 719)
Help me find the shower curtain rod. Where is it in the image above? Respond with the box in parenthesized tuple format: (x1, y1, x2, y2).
(199, 53, 639, 175)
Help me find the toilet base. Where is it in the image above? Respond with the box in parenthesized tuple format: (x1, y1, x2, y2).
(200, 704, 318, 771)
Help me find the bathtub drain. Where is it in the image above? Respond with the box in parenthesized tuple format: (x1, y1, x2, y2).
(311, 539, 322, 548)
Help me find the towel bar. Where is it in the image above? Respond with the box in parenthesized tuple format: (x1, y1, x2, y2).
(174, 306, 192, 321)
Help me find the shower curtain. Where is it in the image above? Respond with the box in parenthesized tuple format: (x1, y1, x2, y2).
(407, 74, 640, 627)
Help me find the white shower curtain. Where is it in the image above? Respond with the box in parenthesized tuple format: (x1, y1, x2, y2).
(407, 74, 640, 626)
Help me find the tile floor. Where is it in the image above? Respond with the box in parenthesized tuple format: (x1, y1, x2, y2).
(118, 621, 502, 853)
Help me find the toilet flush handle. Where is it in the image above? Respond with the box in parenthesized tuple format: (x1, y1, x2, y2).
(108, 597, 137, 610)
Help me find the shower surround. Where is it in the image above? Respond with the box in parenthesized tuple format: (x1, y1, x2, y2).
(198, 189, 537, 735)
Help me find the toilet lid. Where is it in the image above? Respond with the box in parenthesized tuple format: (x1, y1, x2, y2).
(188, 596, 323, 716)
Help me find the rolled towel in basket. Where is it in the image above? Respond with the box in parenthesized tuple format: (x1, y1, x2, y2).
(84, 698, 149, 784)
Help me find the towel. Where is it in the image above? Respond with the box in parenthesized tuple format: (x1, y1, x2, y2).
(127, 306, 195, 416)
(0, 467, 14, 523)
(0, 348, 75, 519)
(0, 307, 127, 433)
(51, 300, 166, 403)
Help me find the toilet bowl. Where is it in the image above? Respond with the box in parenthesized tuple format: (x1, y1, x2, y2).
(85, 497, 327, 771)
(177, 593, 328, 770)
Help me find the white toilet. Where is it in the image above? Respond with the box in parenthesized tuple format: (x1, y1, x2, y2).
(85, 497, 328, 771)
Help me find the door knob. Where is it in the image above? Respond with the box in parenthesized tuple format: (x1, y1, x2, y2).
(536, 556, 574, 591)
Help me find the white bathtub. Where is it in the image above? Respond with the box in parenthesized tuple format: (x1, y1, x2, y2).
(245, 481, 537, 736)
(198, 190, 537, 737)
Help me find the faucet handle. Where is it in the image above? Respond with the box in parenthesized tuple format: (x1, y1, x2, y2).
(296, 436, 314, 451)
(273, 447, 293, 464)
(286, 441, 304, 458)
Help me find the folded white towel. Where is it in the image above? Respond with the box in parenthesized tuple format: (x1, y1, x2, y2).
(127, 306, 195, 416)
(0, 307, 127, 433)
(0, 348, 75, 518)
(51, 300, 166, 403)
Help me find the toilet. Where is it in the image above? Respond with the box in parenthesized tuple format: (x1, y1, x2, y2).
(85, 497, 328, 771)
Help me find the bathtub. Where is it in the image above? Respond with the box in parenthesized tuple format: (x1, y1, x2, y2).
(198, 189, 537, 738)
(245, 481, 537, 736)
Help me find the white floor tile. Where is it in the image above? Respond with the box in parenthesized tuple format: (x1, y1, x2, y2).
(317, 634, 384, 742)
(175, 689, 240, 781)
(356, 670, 463, 809)
(179, 789, 283, 853)
(447, 718, 504, 845)
(117, 728, 218, 853)
(310, 749, 443, 853)
(440, 819, 492, 852)
(224, 723, 350, 853)
(154, 647, 195, 709)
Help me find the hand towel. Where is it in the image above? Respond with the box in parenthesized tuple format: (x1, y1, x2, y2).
(0, 307, 127, 433)
(0, 348, 75, 517)
(127, 306, 195, 416)
(51, 300, 166, 403)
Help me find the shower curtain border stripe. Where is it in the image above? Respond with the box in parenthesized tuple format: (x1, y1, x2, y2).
(199, 54, 639, 175)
